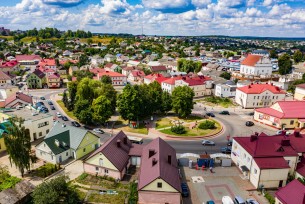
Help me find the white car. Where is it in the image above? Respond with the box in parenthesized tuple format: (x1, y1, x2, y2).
(201, 139, 215, 146)
(222, 196, 234, 204)
(56, 112, 62, 118)
(246, 198, 259, 204)
(93, 128, 105, 134)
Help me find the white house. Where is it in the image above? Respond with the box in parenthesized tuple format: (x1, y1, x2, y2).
(235, 83, 286, 109)
(215, 81, 237, 98)
(231, 132, 304, 189)
(294, 83, 305, 101)
(240, 54, 272, 76)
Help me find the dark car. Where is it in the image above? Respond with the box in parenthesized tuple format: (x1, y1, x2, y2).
(206, 201, 215, 204)
(221, 147, 232, 154)
(245, 121, 254, 127)
(206, 112, 215, 117)
(40, 97, 46, 100)
(62, 116, 68, 121)
(35, 102, 44, 107)
(71, 121, 81, 127)
(48, 101, 53, 105)
(248, 112, 254, 116)
(219, 110, 230, 115)
(227, 140, 233, 146)
(50, 105, 56, 110)
(181, 183, 189, 197)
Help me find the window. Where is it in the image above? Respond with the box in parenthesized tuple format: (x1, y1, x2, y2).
(40, 151, 42, 156)
(247, 157, 250, 162)
(290, 120, 294, 125)
(243, 153, 246, 158)
(51, 155, 53, 160)
(254, 169, 257, 174)
(257, 96, 259, 99)
(39, 132, 42, 137)
(66, 152, 69, 156)
(83, 148, 86, 152)
(273, 96, 275, 99)
(46, 129, 49, 134)
(105, 169, 108, 174)
(287, 160, 290, 165)
(254, 96, 256, 99)
(99, 159, 104, 166)
(95, 167, 99, 171)
(157, 182, 162, 188)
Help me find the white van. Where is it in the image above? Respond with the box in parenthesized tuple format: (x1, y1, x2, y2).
(222, 196, 234, 204)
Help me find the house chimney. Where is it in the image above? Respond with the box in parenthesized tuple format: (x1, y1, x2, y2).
(168, 155, 172, 165)
(281, 130, 286, 136)
(123, 137, 127, 144)
(152, 158, 158, 166)
(149, 149, 155, 158)
(254, 132, 259, 136)
(250, 134, 258, 142)
(294, 129, 301, 137)
(281, 139, 290, 146)
(116, 139, 121, 148)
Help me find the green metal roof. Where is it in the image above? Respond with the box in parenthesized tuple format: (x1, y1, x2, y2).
(44, 130, 70, 155)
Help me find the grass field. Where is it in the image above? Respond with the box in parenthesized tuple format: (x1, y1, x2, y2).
(159, 119, 222, 137)
(200, 96, 236, 108)
(115, 117, 149, 135)
(80, 36, 123, 44)
(0, 35, 14, 40)
(56, 100, 78, 121)
(156, 115, 204, 130)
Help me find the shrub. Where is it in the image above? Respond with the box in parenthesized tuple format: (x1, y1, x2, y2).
(78, 173, 88, 181)
(198, 120, 216, 130)
(265, 192, 275, 204)
(171, 125, 186, 134)
(128, 182, 138, 204)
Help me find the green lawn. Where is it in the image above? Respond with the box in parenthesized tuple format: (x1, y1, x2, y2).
(156, 115, 204, 130)
(56, 100, 78, 121)
(159, 119, 222, 137)
(87, 192, 128, 204)
(155, 118, 172, 129)
(201, 96, 236, 108)
(115, 118, 149, 135)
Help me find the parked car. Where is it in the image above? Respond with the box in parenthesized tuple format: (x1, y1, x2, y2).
(219, 110, 230, 115)
(56, 112, 62, 118)
(71, 121, 81, 127)
(222, 196, 234, 204)
(206, 112, 215, 117)
(276, 130, 291, 135)
(234, 196, 246, 204)
(181, 183, 189, 197)
(221, 147, 232, 154)
(48, 101, 53, 105)
(227, 140, 233, 146)
(246, 198, 259, 204)
(84, 125, 92, 130)
(40, 96, 46, 100)
(93, 128, 105, 134)
(202, 139, 215, 146)
(62, 116, 68, 121)
(248, 112, 254, 116)
(206, 200, 215, 204)
(50, 105, 56, 110)
(245, 121, 254, 126)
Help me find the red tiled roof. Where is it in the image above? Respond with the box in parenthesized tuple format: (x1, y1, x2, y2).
(138, 137, 181, 192)
(97, 70, 125, 78)
(256, 101, 305, 119)
(15, 55, 41, 62)
(39, 59, 56, 67)
(162, 77, 179, 85)
(241, 54, 262, 66)
(297, 162, 305, 177)
(150, 65, 167, 72)
(254, 157, 290, 169)
(104, 63, 113, 68)
(0, 71, 11, 80)
(0, 60, 18, 68)
(297, 83, 305, 89)
(237, 83, 286, 94)
(86, 131, 132, 172)
(155, 76, 169, 84)
(130, 70, 145, 77)
(89, 68, 104, 75)
(275, 180, 305, 204)
(5, 92, 33, 107)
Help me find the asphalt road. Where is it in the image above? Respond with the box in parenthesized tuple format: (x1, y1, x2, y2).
(29, 89, 276, 155)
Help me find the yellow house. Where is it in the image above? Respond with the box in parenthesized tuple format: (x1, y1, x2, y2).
(0, 129, 7, 153)
(254, 101, 305, 129)
(294, 83, 305, 101)
(47, 73, 61, 88)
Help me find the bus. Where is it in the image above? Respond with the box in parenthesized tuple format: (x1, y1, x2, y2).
(127, 136, 143, 144)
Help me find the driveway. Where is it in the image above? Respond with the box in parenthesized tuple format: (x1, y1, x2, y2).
(181, 166, 269, 204)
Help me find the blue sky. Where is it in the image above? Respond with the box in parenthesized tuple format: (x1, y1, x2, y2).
(1, 0, 305, 37)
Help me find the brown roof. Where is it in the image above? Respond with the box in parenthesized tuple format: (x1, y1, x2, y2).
(241, 54, 262, 66)
(32, 69, 45, 79)
(150, 66, 167, 72)
(86, 131, 132, 172)
(129, 144, 144, 156)
(0, 71, 11, 80)
(296, 83, 305, 89)
(5, 92, 33, 107)
(138, 137, 181, 192)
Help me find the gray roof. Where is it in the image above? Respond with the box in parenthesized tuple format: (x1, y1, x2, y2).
(45, 121, 89, 150)
(0, 180, 35, 204)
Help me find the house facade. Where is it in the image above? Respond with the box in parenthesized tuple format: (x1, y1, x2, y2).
(36, 122, 100, 164)
(128, 70, 145, 82)
(47, 73, 61, 88)
(15, 55, 41, 66)
(254, 101, 305, 129)
(0, 71, 12, 85)
(26, 69, 45, 89)
(215, 82, 237, 98)
(240, 54, 272, 76)
(97, 70, 127, 86)
(294, 84, 305, 101)
(235, 83, 286, 109)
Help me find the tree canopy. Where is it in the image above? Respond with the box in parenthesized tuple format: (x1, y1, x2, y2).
(171, 86, 195, 118)
(293, 50, 303, 64)
(177, 59, 202, 73)
(278, 54, 292, 75)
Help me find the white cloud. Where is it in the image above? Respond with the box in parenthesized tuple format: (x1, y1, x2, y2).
(247, 0, 256, 6)
(191, 0, 211, 8)
(268, 4, 291, 16)
(263, 0, 273, 7)
(99, 0, 133, 15)
(245, 7, 262, 17)
(142, 0, 190, 9)
(217, 0, 246, 8)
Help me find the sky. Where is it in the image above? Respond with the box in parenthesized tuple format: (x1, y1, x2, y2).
(1, 0, 305, 37)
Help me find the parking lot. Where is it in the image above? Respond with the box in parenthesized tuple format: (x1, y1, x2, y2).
(181, 165, 269, 204)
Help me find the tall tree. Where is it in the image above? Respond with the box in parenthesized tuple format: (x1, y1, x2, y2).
(171, 86, 195, 118)
(78, 54, 89, 68)
(100, 75, 112, 84)
(278, 54, 292, 75)
(62, 91, 68, 108)
(67, 81, 78, 111)
(96, 83, 117, 113)
(161, 91, 172, 114)
(32, 176, 80, 204)
(3, 117, 35, 177)
(92, 95, 113, 124)
(293, 50, 303, 64)
(73, 99, 92, 124)
(148, 82, 162, 114)
(269, 50, 278, 59)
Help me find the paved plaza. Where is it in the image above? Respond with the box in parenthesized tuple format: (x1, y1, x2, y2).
(182, 166, 269, 204)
